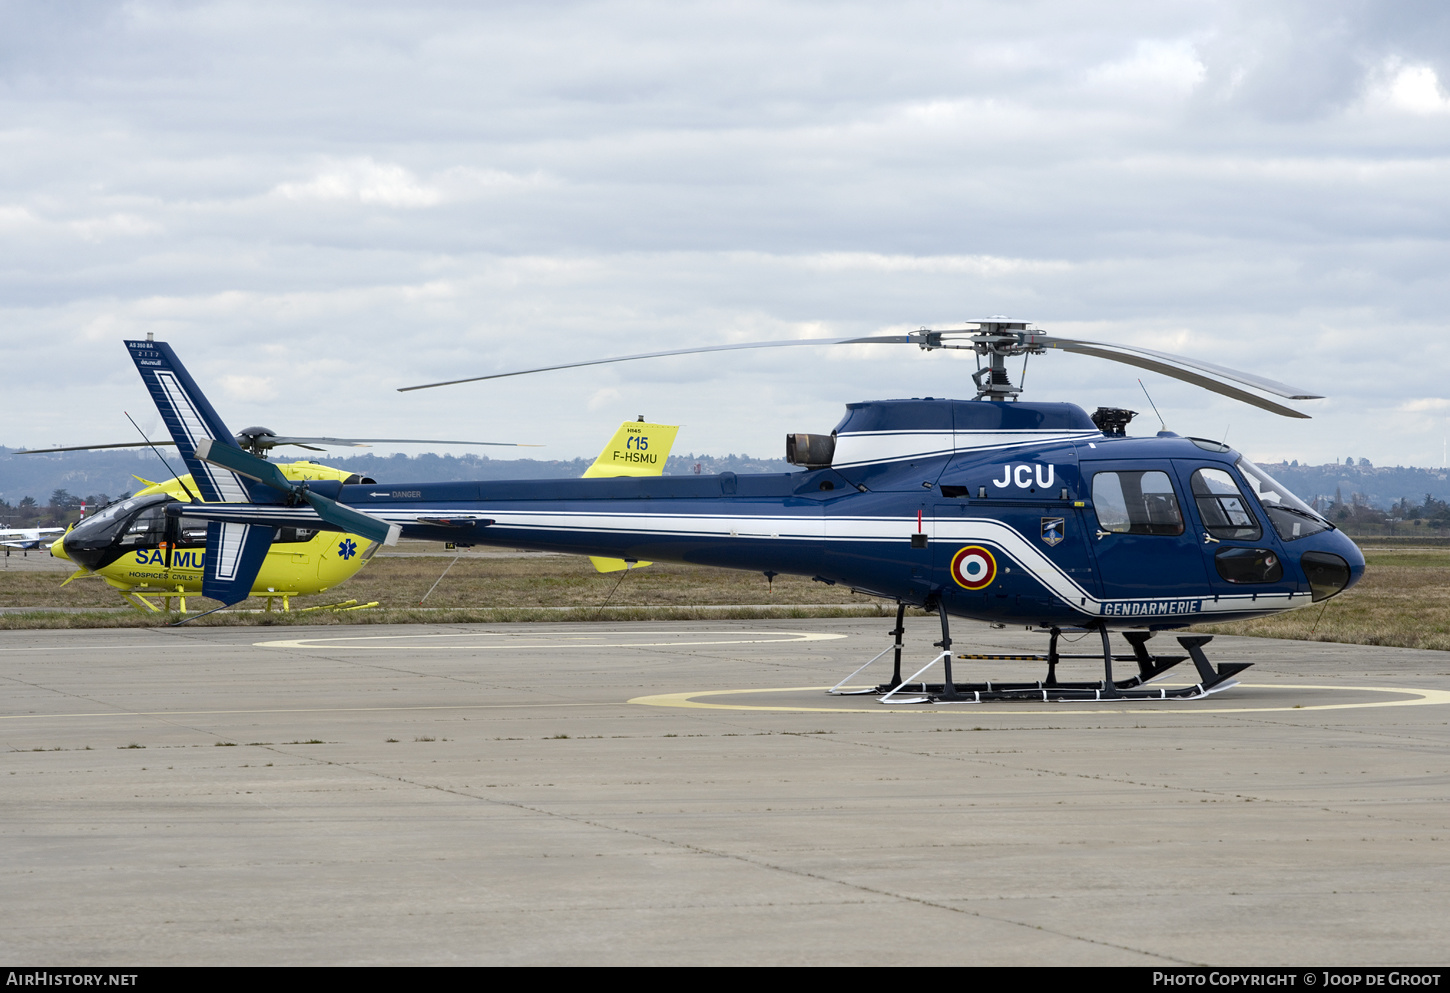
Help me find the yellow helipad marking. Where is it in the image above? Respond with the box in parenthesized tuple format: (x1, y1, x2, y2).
(255, 631, 846, 650)
(628, 683, 1450, 714)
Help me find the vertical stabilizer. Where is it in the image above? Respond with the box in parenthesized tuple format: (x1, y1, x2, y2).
(201, 521, 276, 605)
(583, 419, 680, 573)
(125, 339, 259, 503)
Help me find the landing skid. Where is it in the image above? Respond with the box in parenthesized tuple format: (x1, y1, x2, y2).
(829, 607, 1251, 704)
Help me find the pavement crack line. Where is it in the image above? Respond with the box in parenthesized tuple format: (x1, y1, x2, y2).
(771, 726, 1450, 834)
(265, 745, 1193, 965)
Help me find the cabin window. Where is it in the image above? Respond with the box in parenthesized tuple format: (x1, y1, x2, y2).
(1091, 471, 1184, 536)
(176, 517, 211, 546)
(1191, 468, 1262, 541)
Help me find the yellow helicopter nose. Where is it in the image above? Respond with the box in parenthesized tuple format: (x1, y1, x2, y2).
(49, 536, 71, 561)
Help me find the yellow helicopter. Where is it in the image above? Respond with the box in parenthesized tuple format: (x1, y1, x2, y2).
(46, 421, 680, 612)
(50, 461, 381, 613)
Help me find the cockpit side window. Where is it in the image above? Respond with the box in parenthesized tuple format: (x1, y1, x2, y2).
(1191, 468, 1262, 541)
(1091, 470, 1184, 536)
(1237, 458, 1332, 542)
(114, 504, 169, 549)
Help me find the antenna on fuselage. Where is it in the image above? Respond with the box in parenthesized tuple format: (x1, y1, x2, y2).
(1137, 379, 1166, 432)
(125, 412, 198, 504)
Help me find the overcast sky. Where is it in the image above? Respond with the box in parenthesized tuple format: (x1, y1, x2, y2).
(1, 0, 1447, 469)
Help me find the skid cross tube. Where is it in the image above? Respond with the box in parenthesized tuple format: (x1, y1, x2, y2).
(828, 643, 900, 695)
(821, 606, 1253, 704)
(879, 652, 951, 705)
(852, 629, 1251, 703)
(828, 603, 909, 695)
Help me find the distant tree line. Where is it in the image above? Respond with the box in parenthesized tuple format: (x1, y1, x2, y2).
(0, 489, 121, 529)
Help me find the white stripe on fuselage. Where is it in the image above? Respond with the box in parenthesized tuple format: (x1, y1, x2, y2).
(831, 429, 1100, 468)
(361, 505, 1301, 619)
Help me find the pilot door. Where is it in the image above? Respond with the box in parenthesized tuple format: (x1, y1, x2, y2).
(1080, 461, 1209, 603)
(1172, 460, 1291, 597)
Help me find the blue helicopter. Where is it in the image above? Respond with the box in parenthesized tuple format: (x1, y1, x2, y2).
(123, 322, 1364, 703)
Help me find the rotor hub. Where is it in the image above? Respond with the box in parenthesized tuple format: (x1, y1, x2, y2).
(909, 319, 1047, 401)
(235, 426, 278, 457)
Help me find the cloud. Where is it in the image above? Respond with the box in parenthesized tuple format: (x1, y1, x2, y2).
(273, 158, 442, 207)
(219, 374, 279, 403)
(1400, 398, 1450, 413)
(68, 213, 161, 242)
(793, 252, 1072, 277)
(1366, 61, 1450, 114)
(0, 1, 1447, 470)
(1083, 38, 1207, 101)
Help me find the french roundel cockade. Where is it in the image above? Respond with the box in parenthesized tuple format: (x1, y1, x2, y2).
(950, 545, 997, 590)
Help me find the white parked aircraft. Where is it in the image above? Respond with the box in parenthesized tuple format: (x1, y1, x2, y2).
(2, 526, 66, 553)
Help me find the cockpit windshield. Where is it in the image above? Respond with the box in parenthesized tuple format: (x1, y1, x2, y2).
(66, 493, 172, 546)
(1236, 458, 1332, 541)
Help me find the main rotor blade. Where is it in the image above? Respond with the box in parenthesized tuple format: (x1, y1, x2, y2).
(20, 437, 536, 454)
(1045, 341, 1310, 418)
(18, 441, 177, 454)
(1040, 337, 1322, 400)
(263, 436, 542, 448)
(397, 335, 914, 391)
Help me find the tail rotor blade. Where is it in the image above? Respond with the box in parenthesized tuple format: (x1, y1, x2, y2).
(196, 438, 399, 544)
(301, 491, 401, 546)
(194, 439, 294, 493)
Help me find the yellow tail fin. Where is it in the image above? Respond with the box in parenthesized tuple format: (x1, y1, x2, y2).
(585, 419, 679, 572)
(582, 420, 680, 479)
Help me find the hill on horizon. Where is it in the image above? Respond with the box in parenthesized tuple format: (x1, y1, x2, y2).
(0, 447, 793, 508)
(5, 446, 1448, 517)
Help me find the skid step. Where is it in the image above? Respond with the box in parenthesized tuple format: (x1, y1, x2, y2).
(878, 679, 1245, 704)
(955, 652, 1178, 663)
(828, 612, 1252, 704)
